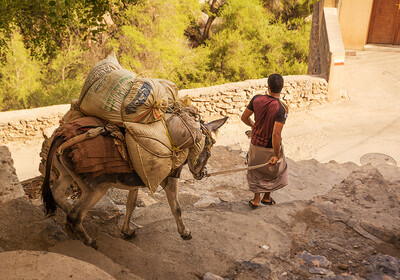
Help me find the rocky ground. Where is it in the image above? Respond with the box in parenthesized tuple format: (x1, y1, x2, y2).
(1, 142, 400, 280)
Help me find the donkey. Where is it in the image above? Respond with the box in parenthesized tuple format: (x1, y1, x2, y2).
(41, 117, 228, 249)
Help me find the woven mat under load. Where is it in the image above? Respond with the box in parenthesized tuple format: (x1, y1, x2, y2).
(57, 117, 132, 178)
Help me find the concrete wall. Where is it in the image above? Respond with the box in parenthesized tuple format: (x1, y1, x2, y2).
(307, 1, 323, 75)
(323, 8, 345, 101)
(308, 3, 345, 101)
(0, 76, 328, 144)
(338, 0, 374, 50)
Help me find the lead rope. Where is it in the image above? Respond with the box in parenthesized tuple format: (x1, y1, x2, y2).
(205, 158, 283, 177)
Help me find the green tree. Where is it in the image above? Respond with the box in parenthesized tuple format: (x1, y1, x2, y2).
(0, 32, 42, 110)
(199, 0, 311, 83)
(263, 0, 318, 27)
(108, 0, 201, 80)
(0, 0, 134, 59)
(29, 39, 87, 107)
(0, 0, 315, 110)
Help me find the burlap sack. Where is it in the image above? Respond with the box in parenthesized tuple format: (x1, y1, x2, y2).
(156, 79, 193, 110)
(165, 108, 203, 149)
(122, 78, 168, 124)
(79, 52, 122, 99)
(155, 79, 178, 106)
(124, 121, 188, 193)
(62, 99, 85, 123)
(79, 68, 137, 124)
(188, 134, 205, 160)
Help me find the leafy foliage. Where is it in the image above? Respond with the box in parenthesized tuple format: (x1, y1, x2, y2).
(0, 32, 86, 110)
(176, 0, 311, 86)
(108, 0, 201, 79)
(0, 32, 42, 110)
(263, 0, 318, 26)
(0, 0, 134, 59)
(0, 0, 314, 110)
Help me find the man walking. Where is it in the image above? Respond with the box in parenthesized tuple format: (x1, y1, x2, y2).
(241, 73, 289, 208)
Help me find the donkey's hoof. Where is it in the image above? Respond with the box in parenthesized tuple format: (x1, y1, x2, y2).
(64, 222, 76, 239)
(122, 229, 136, 240)
(86, 239, 98, 250)
(180, 231, 192, 240)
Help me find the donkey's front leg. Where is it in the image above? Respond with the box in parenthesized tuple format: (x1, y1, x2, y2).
(121, 188, 138, 239)
(164, 177, 192, 240)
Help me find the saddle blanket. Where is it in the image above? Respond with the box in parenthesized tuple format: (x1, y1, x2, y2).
(56, 117, 132, 178)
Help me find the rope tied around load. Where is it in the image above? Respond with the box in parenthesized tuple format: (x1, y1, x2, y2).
(162, 106, 204, 168)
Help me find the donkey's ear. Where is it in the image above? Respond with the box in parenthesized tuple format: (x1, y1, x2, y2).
(204, 117, 228, 133)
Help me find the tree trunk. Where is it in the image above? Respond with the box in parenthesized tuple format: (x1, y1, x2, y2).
(202, 0, 225, 41)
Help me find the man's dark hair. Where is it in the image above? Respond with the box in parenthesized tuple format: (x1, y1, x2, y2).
(268, 74, 284, 93)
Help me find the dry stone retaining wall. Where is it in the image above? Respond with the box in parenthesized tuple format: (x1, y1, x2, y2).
(183, 75, 327, 121)
(0, 75, 327, 144)
(0, 105, 69, 144)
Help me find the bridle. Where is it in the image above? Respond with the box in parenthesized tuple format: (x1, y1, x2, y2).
(200, 122, 215, 157)
(189, 122, 215, 179)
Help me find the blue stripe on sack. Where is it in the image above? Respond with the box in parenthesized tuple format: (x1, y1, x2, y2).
(125, 82, 152, 114)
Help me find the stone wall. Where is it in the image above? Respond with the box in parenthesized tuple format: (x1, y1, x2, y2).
(0, 105, 69, 144)
(184, 75, 327, 121)
(0, 75, 327, 144)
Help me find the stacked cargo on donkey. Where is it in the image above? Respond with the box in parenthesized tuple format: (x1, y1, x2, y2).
(60, 52, 205, 194)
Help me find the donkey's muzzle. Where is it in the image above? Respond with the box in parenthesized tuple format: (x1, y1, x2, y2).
(193, 167, 207, 180)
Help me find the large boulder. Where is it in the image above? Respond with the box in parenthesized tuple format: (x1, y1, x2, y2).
(0, 250, 115, 279)
(0, 146, 25, 203)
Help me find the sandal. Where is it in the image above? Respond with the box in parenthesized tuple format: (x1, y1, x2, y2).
(261, 198, 276, 205)
(249, 200, 259, 209)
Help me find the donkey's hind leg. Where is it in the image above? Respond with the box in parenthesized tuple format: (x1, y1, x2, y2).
(66, 183, 109, 249)
(52, 175, 74, 214)
(57, 155, 108, 248)
(52, 156, 74, 214)
(121, 188, 138, 239)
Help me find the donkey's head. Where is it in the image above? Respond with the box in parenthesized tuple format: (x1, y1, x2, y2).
(188, 117, 228, 179)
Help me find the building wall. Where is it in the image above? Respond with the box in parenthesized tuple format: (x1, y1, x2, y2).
(307, 1, 322, 75)
(0, 76, 328, 144)
(338, 0, 374, 50)
(308, 4, 345, 101)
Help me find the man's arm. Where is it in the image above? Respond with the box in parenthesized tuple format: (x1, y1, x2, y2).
(241, 108, 255, 128)
(269, 121, 284, 164)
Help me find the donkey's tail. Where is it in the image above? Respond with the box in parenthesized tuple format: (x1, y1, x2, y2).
(41, 136, 62, 215)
